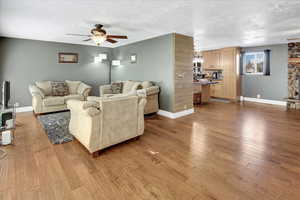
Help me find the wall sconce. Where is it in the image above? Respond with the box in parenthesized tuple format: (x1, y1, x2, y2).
(94, 56, 102, 63)
(94, 53, 108, 63)
(112, 60, 121, 66)
(130, 54, 137, 63)
(99, 53, 108, 61)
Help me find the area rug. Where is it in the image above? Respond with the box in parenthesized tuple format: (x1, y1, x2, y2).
(38, 111, 73, 144)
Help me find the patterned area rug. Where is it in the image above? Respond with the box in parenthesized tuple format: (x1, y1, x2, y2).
(38, 111, 73, 144)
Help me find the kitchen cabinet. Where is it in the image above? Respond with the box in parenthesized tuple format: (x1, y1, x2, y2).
(210, 81, 224, 98)
(203, 50, 221, 70)
(202, 47, 240, 101)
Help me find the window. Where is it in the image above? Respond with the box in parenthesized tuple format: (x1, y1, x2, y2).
(241, 50, 270, 76)
(243, 52, 265, 75)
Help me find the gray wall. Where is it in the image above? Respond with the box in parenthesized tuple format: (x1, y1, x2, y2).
(241, 44, 288, 101)
(0, 37, 112, 106)
(112, 34, 174, 111)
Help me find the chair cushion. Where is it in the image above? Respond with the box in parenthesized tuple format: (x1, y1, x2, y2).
(111, 82, 123, 94)
(43, 96, 65, 106)
(66, 80, 81, 94)
(51, 81, 69, 96)
(64, 95, 84, 103)
(35, 81, 52, 96)
(141, 81, 153, 89)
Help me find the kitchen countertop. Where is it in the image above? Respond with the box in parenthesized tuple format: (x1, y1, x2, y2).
(193, 81, 219, 85)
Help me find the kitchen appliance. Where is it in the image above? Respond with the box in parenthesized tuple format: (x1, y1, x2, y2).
(212, 71, 223, 80)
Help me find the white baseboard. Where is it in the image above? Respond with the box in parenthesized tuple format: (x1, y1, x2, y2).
(240, 96, 286, 106)
(16, 106, 33, 113)
(157, 108, 194, 119)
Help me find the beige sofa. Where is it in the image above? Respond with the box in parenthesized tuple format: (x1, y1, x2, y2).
(67, 94, 147, 155)
(29, 80, 92, 114)
(100, 80, 159, 114)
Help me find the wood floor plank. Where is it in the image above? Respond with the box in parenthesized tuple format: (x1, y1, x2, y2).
(0, 102, 300, 199)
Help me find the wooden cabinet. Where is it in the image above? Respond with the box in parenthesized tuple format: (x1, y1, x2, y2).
(222, 48, 238, 99)
(203, 50, 221, 70)
(202, 47, 240, 101)
(210, 81, 224, 98)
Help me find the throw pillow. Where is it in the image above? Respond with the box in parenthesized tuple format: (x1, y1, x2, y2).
(66, 80, 81, 94)
(35, 81, 52, 96)
(111, 82, 123, 94)
(77, 82, 91, 95)
(141, 81, 153, 89)
(51, 81, 69, 96)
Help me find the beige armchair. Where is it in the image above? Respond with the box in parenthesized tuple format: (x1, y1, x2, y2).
(29, 80, 92, 114)
(67, 94, 147, 155)
(100, 80, 159, 114)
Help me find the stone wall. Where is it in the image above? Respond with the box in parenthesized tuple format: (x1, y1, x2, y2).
(288, 42, 300, 99)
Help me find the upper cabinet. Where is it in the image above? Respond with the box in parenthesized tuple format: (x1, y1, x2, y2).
(202, 50, 222, 70)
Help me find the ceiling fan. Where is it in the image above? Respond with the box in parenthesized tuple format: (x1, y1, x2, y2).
(67, 24, 128, 45)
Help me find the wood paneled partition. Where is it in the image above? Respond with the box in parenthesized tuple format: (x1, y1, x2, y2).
(172, 34, 194, 112)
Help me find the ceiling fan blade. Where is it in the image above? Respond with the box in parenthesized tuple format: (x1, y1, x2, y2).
(106, 38, 118, 43)
(107, 35, 128, 39)
(287, 38, 300, 41)
(83, 38, 92, 41)
(67, 33, 91, 37)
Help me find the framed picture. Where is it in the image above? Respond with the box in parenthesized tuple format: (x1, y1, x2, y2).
(58, 53, 78, 63)
(130, 54, 137, 63)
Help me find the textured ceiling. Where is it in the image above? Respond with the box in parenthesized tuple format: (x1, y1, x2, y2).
(1, 0, 300, 50)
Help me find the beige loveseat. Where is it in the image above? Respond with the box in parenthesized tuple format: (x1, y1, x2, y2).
(100, 80, 159, 114)
(29, 80, 92, 114)
(67, 94, 147, 155)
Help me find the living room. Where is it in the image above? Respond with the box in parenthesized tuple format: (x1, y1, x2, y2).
(1, 0, 300, 199)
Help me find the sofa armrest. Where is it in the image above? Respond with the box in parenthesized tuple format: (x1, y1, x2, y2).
(77, 82, 92, 97)
(137, 96, 147, 135)
(99, 84, 113, 96)
(87, 96, 103, 102)
(29, 84, 45, 98)
(67, 100, 100, 117)
(143, 86, 160, 96)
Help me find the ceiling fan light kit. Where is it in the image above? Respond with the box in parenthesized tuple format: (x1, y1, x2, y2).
(92, 34, 107, 45)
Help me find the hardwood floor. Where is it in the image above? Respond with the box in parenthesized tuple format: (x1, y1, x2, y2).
(1, 101, 300, 200)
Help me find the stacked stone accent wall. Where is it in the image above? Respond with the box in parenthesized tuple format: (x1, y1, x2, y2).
(288, 43, 300, 99)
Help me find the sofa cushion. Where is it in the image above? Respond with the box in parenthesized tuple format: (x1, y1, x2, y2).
(64, 94, 84, 103)
(43, 96, 65, 106)
(36, 81, 52, 96)
(51, 81, 69, 96)
(66, 80, 81, 94)
(141, 81, 153, 89)
(111, 82, 123, 94)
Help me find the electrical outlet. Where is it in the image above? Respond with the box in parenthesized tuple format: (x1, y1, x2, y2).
(257, 94, 261, 99)
(184, 105, 187, 109)
(15, 102, 20, 107)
